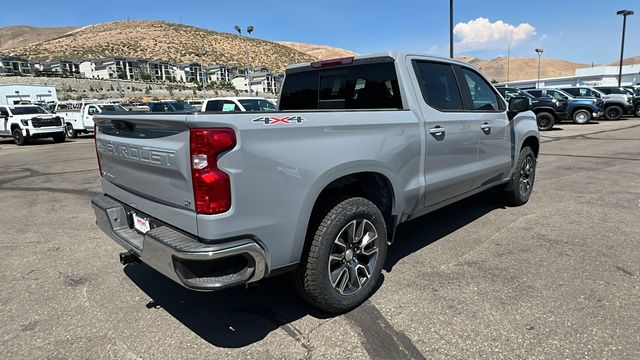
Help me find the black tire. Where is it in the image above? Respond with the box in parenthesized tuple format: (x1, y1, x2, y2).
(292, 197, 387, 313)
(52, 132, 66, 143)
(536, 112, 555, 131)
(65, 124, 77, 138)
(12, 128, 28, 146)
(635, 104, 640, 117)
(604, 105, 623, 120)
(503, 147, 536, 206)
(572, 109, 591, 124)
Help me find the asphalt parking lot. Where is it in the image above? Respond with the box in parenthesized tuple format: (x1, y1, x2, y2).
(1, 118, 639, 359)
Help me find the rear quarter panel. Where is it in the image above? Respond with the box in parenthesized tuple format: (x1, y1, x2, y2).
(188, 110, 422, 270)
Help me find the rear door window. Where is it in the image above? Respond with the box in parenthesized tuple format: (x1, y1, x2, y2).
(280, 61, 403, 110)
(526, 90, 543, 98)
(413, 61, 464, 111)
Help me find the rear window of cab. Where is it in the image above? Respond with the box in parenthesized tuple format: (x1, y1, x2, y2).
(279, 61, 403, 110)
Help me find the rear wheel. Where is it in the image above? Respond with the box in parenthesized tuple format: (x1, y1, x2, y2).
(503, 147, 536, 206)
(292, 197, 387, 313)
(604, 106, 623, 120)
(572, 109, 591, 124)
(536, 112, 555, 131)
(12, 128, 28, 146)
(65, 124, 77, 138)
(635, 104, 640, 117)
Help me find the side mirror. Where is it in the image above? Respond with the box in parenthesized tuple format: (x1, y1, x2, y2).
(508, 96, 532, 120)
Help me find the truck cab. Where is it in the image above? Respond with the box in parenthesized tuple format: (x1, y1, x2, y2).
(55, 102, 126, 138)
(0, 104, 66, 145)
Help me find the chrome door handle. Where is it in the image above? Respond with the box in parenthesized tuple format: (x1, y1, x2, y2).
(429, 127, 445, 135)
(480, 123, 491, 130)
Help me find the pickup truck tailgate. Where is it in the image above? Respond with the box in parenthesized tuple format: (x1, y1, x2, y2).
(95, 114, 196, 232)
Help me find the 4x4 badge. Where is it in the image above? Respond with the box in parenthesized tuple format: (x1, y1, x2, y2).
(252, 116, 305, 125)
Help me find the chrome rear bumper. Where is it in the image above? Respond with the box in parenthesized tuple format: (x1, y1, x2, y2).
(92, 195, 266, 291)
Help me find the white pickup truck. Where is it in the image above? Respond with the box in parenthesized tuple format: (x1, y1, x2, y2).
(0, 104, 66, 145)
(55, 102, 127, 138)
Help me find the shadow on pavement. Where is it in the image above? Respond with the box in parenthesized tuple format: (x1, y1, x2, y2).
(384, 190, 504, 271)
(125, 265, 332, 348)
(124, 189, 504, 348)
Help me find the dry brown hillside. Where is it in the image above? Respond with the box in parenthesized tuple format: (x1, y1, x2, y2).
(0, 25, 78, 51)
(609, 56, 640, 66)
(5, 21, 314, 72)
(457, 57, 589, 83)
(277, 41, 357, 60)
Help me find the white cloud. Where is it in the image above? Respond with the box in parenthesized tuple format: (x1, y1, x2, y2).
(454, 17, 536, 52)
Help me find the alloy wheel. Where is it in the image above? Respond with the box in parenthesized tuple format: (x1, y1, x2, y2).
(519, 155, 535, 197)
(328, 219, 379, 296)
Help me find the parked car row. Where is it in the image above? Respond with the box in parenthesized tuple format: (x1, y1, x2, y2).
(497, 85, 636, 130)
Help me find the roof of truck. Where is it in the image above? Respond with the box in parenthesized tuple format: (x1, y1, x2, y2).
(286, 51, 474, 71)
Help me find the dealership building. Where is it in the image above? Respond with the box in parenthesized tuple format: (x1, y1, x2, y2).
(500, 63, 640, 89)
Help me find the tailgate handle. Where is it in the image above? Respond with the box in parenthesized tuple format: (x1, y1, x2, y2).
(112, 120, 136, 132)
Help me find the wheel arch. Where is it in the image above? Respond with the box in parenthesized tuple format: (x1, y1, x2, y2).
(532, 107, 558, 119)
(292, 166, 399, 266)
(522, 136, 540, 158)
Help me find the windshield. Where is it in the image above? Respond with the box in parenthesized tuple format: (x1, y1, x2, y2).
(238, 99, 276, 111)
(10, 106, 48, 115)
(170, 102, 196, 111)
(548, 89, 572, 100)
(98, 105, 127, 112)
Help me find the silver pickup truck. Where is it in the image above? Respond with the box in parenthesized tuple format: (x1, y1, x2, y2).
(92, 52, 539, 313)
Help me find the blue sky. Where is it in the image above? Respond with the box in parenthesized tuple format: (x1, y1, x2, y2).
(1, 0, 638, 64)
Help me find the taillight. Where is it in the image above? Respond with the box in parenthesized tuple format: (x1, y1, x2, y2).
(94, 124, 102, 177)
(190, 128, 236, 214)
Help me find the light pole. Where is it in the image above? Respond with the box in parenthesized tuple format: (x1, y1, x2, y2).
(616, 10, 634, 87)
(535, 48, 544, 88)
(506, 43, 511, 86)
(449, 0, 454, 58)
(235, 25, 254, 95)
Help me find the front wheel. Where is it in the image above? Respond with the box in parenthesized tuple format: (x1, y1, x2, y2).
(604, 106, 623, 120)
(572, 109, 591, 124)
(65, 124, 77, 138)
(503, 147, 537, 206)
(536, 112, 555, 131)
(292, 197, 387, 313)
(635, 104, 640, 117)
(12, 128, 28, 146)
